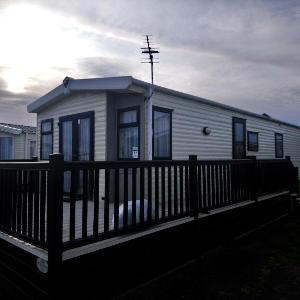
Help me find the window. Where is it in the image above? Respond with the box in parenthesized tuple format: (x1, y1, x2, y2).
(247, 131, 259, 152)
(40, 119, 53, 160)
(153, 106, 172, 160)
(117, 107, 140, 160)
(275, 133, 283, 158)
(232, 117, 246, 159)
(29, 140, 37, 158)
(0, 137, 13, 160)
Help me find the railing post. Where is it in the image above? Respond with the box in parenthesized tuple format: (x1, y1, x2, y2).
(286, 156, 299, 195)
(251, 156, 258, 202)
(47, 153, 64, 277)
(189, 155, 198, 219)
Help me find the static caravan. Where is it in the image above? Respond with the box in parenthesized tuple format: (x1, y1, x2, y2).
(27, 76, 300, 176)
(0, 123, 37, 160)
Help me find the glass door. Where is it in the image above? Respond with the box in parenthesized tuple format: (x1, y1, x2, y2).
(232, 117, 246, 159)
(59, 111, 94, 195)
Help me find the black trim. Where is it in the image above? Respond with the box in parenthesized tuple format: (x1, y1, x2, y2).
(232, 117, 246, 159)
(117, 106, 140, 160)
(58, 111, 95, 161)
(275, 133, 284, 158)
(152, 106, 173, 160)
(247, 131, 259, 152)
(40, 119, 53, 160)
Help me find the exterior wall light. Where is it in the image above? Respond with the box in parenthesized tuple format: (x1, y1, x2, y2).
(203, 127, 211, 135)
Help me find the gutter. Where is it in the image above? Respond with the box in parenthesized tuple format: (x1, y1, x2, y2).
(132, 78, 300, 130)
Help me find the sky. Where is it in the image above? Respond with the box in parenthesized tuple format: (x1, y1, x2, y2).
(0, 0, 299, 126)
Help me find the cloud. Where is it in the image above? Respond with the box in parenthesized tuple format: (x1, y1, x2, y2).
(0, 0, 299, 126)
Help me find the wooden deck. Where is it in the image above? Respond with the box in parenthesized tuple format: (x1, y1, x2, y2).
(0, 190, 291, 262)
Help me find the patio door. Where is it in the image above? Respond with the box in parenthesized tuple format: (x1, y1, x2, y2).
(59, 111, 94, 194)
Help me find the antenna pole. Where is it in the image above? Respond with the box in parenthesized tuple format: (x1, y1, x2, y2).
(141, 35, 159, 160)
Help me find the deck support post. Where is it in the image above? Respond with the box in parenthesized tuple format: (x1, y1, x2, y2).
(47, 153, 64, 278)
(189, 155, 198, 219)
(290, 193, 298, 214)
(251, 156, 258, 202)
(286, 156, 299, 196)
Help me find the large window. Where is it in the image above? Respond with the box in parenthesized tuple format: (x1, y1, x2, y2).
(247, 131, 259, 152)
(118, 107, 140, 160)
(232, 117, 246, 159)
(0, 137, 13, 160)
(40, 119, 53, 160)
(275, 133, 283, 158)
(153, 106, 172, 160)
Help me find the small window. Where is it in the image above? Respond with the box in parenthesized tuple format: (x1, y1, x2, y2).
(153, 106, 172, 160)
(40, 119, 53, 160)
(118, 107, 140, 160)
(0, 137, 13, 160)
(275, 133, 283, 158)
(247, 131, 259, 152)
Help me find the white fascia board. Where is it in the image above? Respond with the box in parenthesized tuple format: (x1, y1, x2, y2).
(27, 84, 65, 113)
(27, 76, 134, 113)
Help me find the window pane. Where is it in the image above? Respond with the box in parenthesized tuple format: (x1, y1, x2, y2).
(41, 121, 52, 133)
(78, 118, 90, 161)
(153, 110, 171, 158)
(120, 110, 137, 124)
(41, 134, 52, 159)
(276, 134, 283, 157)
(235, 123, 244, 142)
(119, 127, 138, 159)
(248, 133, 257, 146)
(62, 121, 72, 161)
(0, 137, 13, 160)
(248, 132, 258, 151)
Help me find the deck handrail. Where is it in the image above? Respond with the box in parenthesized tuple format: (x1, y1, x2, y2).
(0, 154, 298, 274)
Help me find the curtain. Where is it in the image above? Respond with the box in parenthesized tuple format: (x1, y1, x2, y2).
(119, 127, 138, 159)
(41, 135, 52, 159)
(0, 137, 13, 160)
(78, 118, 90, 161)
(62, 121, 72, 193)
(62, 121, 72, 161)
(119, 110, 137, 124)
(41, 121, 51, 132)
(153, 111, 170, 158)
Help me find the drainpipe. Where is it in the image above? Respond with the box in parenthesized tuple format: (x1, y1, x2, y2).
(146, 85, 153, 160)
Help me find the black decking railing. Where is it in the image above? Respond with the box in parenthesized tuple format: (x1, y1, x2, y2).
(0, 154, 298, 272)
(0, 162, 49, 249)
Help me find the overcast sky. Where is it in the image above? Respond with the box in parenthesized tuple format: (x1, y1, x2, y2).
(0, 0, 299, 126)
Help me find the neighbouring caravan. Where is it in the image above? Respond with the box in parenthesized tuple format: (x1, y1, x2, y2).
(0, 123, 37, 160)
(27, 76, 300, 179)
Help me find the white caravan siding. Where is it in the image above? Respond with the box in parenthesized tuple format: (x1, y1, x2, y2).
(36, 92, 107, 161)
(0, 132, 26, 159)
(146, 90, 300, 174)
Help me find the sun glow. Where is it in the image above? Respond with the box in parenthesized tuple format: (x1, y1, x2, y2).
(0, 4, 97, 93)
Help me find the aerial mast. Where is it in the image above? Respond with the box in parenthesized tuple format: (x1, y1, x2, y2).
(141, 35, 159, 160)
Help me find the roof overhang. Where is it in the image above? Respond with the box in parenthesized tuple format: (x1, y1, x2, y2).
(27, 76, 139, 113)
(0, 124, 22, 135)
(27, 75, 300, 130)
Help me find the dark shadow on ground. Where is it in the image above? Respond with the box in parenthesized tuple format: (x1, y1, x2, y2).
(118, 215, 300, 300)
